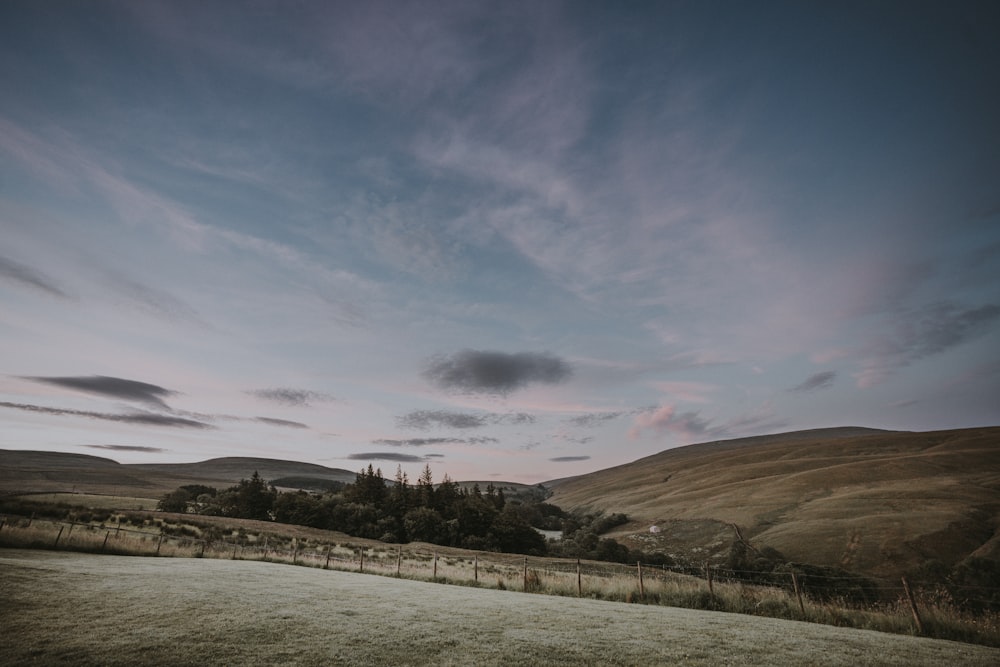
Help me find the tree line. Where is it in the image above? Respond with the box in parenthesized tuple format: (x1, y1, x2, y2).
(156, 464, 651, 561)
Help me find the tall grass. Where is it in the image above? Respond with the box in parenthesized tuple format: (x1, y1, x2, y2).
(2, 516, 998, 648)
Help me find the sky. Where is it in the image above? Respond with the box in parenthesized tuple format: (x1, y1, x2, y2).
(1, 1, 999, 484)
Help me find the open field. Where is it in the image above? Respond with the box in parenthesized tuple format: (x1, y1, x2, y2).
(7, 492, 160, 511)
(3, 516, 999, 648)
(2, 549, 998, 666)
(549, 427, 1000, 578)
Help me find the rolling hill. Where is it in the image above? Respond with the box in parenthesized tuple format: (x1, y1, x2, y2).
(546, 426, 1000, 579)
(0, 450, 356, 497)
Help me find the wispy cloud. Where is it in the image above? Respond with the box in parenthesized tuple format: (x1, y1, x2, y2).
(789, 371, 836, 393)
(397, 409, 535, 430)
(247, 388, 336, 408)
(347, 452, 430, 463)
(566, 411, 626, 428)
(856, 302, 1000, 387)
(549, 455, 590, 462)
(0, 401, 213, 429)
(0, 255, 70, 298)
(372, 436, 498, 447)
(256, 417, 309, 429)
(423, 349, 572, 395)
(23, 375, 176, 409)
(627, 404, 787, 443)
(83, 445, 166, 453)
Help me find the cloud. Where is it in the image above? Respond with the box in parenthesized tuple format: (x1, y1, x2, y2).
(83, 445, 166, 453)
(247, 388, 336, 407)
(566, 411, 626, 428)
(422, 350, 572, 395)
(372, 436, 498, 447)
(256, 417, 309, 429)
(23, 375, 176, 409)
(789, 371, 836, 393)
(856, 302, 1000, 387)
(0, 255, 69, 298)
(549, 456, 590, 462)
(627, 404, 788, 443)
(397, 409, 535, 430)
(0, 401, 214, 428)
(347, 452, 430, 463)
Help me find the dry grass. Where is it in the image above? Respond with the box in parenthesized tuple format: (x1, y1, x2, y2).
(550, 427, 1000, 578)
(3, 518, 999, 649)
(3, 548, 999, 666)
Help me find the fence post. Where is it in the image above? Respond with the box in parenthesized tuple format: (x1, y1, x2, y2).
(474, 554, 478, 583)
(637, 561, 645, 600)
(102, 530, 110, 552)
(0, 518, 5, 531)
(433, 552, 438, 579)
(791, 571, 805, 614)
(397, 547, 402, 576)
(325, 546, 332, 569)
(232, 541, 238, 560)
(67, 522, 74, 537)
(156, 535, 164, 556)
(263, 536, 269, 558)
(523, 556, 528, 592)
(705, 562, 714, 597)
(577, 559, 582, 597)
(901, 577, 924, 635)
(199, 540, 206, 557)
(54, 526, 64, 548)
(360, 548, 365, 573)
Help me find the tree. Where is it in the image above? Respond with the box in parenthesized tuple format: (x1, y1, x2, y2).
(157, 488, 190, 513)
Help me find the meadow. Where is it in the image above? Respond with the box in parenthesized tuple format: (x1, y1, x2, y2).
(2, 515, 999, 650)
(2, 548, 998, 666)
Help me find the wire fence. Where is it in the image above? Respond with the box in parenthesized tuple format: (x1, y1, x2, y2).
(2, 513, 999, 628)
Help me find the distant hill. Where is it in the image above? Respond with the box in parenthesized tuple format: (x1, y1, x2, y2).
(0, 451, 356, 497)
(547, 426, 1000, 580)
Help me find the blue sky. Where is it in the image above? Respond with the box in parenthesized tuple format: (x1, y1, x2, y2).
(1, 1, 998, 483)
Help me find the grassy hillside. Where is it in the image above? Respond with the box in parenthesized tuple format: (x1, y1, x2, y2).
(547, 426, 1000, 579)
(0, 450, 356, 498)
(3, 549, 998, 665)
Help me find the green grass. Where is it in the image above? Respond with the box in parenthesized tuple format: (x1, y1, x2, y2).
(8, 493, 160, 511)
(3, 548, 999, 666)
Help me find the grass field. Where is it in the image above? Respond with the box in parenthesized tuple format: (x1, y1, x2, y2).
(8, 492, 160, 511)
(2, 549, 998, 666)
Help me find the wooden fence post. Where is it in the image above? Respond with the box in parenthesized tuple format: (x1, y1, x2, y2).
(54, 526, 64, 548)
(433, 552, 438, 579)
(360, 548, 365, 573)
(0, 518, 5, 531)
(791, 571, 805, 614)
(66, 522, 74, 537)
(637, 561, 645, 600)
(397, 547, 402, 576)
(901, 577, 924, 635)
(705, 562, 714, 596)
(199, 540, 206, 557)
(577, 559, 582, 597)
(325, 547, 332, 569)
(156, 535, 164, 556)
(523, 556, 528, 592)
(102, 530, 110, 552)
(232, 541, 238, 560)
(474, 554, 478, 582)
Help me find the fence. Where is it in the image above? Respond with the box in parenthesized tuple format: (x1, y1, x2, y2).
(2, 513, 998, 644)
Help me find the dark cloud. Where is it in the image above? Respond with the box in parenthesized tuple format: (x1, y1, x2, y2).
(24, 375, 175, 409)
(422, 350, 572, 395)
(0, 255, 69, 298)
(247, 388, 336, 407)
(372, 436, 499, 447)
(790, 371, 836, 393)
(84, 445, 166, 453)
(256, 417, 309, 429)
(549, 456, 591, 462)
(0, 401, 214, 428)
(397, 409, 535, 430)
(347, 452, 429, 463)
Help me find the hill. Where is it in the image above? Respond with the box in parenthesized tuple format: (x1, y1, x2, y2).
(0, 451, 356, 497)
(546, 426, 1000, 579)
